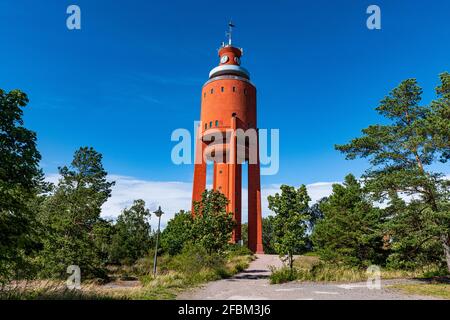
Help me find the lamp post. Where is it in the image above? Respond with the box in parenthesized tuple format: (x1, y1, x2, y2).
(153, 206, 164, 276)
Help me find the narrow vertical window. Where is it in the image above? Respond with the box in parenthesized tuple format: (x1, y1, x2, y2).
(215, 120, 219, 127)
(221, 87, 224, 92)
(209, 121, 212, 128)
(210, 88, 214, 94)
(233, 86, 236, 92)
(203, 92, 206, 98)
(244, 88, 247, 95)
(204, 123, 207, 130)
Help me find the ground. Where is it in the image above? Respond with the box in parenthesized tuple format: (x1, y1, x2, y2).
(178, 254, 443, 300)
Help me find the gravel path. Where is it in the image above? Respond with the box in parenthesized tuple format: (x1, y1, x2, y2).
(178, 254, 438, 300)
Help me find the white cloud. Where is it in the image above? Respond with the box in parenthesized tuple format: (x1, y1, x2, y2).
(46, 174, 336, 230)
(43, 171, 450, 231)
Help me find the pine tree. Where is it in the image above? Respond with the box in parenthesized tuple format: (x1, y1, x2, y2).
(0, 89, 43, 283)
(312, 175, 386, 267)
(336, 78, 450, 272)
(38, 147, 115, 279)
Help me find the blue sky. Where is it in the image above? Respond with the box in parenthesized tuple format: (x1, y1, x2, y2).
(1, 0, 449, 222)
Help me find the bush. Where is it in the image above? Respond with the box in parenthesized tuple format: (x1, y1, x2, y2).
(270, 267, 300, 284)
(109, 200, 153, 265)
(160, 210, 193, 256)
(192, 190, 235, 255)
(226, 244, 253, 258)
(165, 243, 224, 280)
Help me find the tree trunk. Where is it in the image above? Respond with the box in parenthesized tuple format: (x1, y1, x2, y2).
(441, 234, 450, 274)
(289, 253, 293, 271)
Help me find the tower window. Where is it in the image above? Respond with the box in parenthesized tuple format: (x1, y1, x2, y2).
(204, 123, 207, 130)
(215, 120, 219, 127)
(203, 92, 206, 98)
(221, 87, 224, 92)
(209, 121, 212, 128)
(210, 88, 214, 94)
(233, 86, 236, 92)
(244, 88, 247, 95)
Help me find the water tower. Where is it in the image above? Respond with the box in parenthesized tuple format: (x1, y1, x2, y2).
(191, 22, 263, 253)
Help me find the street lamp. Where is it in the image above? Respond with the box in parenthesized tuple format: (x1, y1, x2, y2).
(153, 206, 164, 276)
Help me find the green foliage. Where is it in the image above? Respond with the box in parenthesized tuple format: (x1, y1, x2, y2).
(312, 174, 387, 267)
(269, 266, 300, 284)
(262, 216, 277, 254)
(268, 185, 311, 269)
(164, 243, 226, 282)
(336, 76, 450, 273)
(0, 89, 43, 283)
(110, 200, 153, 265)
(192, 190, 235, 254)
(160, 210, 193, 256)
(226, 243, 253, 257)
(429, 72, 450, 162)
(384, 195, 446, 270)
(91, 218, 115, 266)
(37, 147, 115, 279)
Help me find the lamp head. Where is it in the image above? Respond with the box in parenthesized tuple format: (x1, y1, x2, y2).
(154, 206, 164, 218)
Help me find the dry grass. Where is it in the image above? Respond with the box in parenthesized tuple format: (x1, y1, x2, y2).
(0, 280, 123, 300)
(0, 254, 253, 300)
(390, 283, 450, 299)
(271, 255, 439, 284)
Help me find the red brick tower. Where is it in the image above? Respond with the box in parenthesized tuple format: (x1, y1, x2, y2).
(191, 23, 263, 253)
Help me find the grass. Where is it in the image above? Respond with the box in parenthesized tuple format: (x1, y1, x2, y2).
(390, 283, 450, 299)
(0, 281, 122, 300)
(0, 251, 253, 300)
(270, 255, 443, 284)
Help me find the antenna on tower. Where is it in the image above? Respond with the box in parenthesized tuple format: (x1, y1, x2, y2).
(226, 20, 235, 46)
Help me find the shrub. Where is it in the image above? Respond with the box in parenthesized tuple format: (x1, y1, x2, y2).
(226, 244, 253, 258)
(160, 210, 193, 256)
(164, 243, 224, 282)
(192, 190, 235, 255)
(269, 267, 300, 284)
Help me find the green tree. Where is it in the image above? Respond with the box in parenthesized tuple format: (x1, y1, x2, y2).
(262, 217, 276, 254)
(429, 72, 450, 161)
(384, 194, 445, 269)
(0, 89, 43, 283)
(110, 200, 152, 264)
(92, 218, 115, 264)
(312, 175, 387, 267)
(192, 190, 235, 255)
(38, 147, 115, 279)
(160, 210, 193, 256)
(336, 77, 450, 272)
(268, 185, 311, 270)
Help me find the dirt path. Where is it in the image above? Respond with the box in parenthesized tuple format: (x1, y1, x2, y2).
(178, 254, 438, 300)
